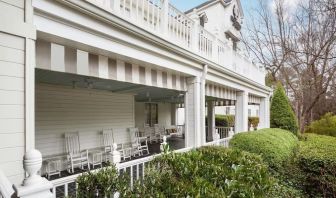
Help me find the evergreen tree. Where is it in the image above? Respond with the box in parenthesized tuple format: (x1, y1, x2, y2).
(270, 83, 299, 134)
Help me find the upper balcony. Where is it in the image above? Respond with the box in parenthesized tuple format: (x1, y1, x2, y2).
(84, 0, 265, 85)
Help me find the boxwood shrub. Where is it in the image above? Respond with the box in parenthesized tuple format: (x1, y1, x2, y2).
(229, 128, 299, 169)
(297, 134, 336, 197)
(126, 147, 276, 197)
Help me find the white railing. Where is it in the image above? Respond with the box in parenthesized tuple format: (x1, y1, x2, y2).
(204, 137, 232, 147)
(198, 26, 215, 58)
(168, 4, 193, 48)
(50, 147, 193, 197)
(85, 0, 265, 85)
(216, 127, 231, 139)
(50, 139, 243, 197)
(121, 0, 164, 32)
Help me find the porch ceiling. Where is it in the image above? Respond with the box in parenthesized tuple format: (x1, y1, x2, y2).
(36, 69, 185, 103)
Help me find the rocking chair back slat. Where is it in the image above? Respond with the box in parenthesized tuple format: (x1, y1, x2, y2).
(65, 132, 81, 155)
(102, 129, 114, 148)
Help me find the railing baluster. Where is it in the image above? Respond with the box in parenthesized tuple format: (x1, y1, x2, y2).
(65, 183, 68, 196)
(136, 164, 139, 180)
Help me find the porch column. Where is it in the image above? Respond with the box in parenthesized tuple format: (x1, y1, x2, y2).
(207, 101, 216, 141)
(185, 76, 206, 148)
(259, 96, 270, 129)
(235, 91, 248, 132)
(171, 103, 177, 125)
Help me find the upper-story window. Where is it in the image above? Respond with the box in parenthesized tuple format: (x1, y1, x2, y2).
(199, 13, 208, 27)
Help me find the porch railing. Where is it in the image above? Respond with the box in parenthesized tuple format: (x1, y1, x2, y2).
(84, 0, 265, 85)
(216, 127, 232, 139)
(49, 137, 232, 197)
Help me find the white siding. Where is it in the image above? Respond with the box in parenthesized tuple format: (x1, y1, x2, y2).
(36, 84, 135, 157)
(0, 30, 25, 184)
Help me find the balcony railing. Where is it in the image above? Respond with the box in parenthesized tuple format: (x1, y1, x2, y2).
(86, 0, 265, 85)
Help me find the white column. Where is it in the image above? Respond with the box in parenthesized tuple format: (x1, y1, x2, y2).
(171, 103, 177, 125)
(259, 96, 270, 129)
(185, 76, 205, 148)
(190, 9, 200, 53)
(207, 101, 215, 142)
(235, 91, 248, 132)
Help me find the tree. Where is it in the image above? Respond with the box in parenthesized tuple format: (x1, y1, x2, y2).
(270, 84, 299, 134)
(243, 0, 336, 132)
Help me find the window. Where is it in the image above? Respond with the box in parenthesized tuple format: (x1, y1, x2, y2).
(248, 109, 251, 117)
(256, 110, 259, 117)
(145, 103, 158, 126)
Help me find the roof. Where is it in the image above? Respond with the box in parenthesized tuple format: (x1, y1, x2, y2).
(184, 0, 233, 14)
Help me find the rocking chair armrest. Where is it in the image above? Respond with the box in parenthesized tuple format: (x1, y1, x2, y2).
(80, 150, 89, 159)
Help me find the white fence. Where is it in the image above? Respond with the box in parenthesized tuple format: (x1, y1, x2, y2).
(49, 137, 231, 197)
(85, 0, 265, 85)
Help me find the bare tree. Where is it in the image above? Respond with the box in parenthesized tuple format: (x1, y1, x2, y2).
(243, 0, 336, 132)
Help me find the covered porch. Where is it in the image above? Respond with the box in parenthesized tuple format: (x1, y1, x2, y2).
(34, 38, 193, 184)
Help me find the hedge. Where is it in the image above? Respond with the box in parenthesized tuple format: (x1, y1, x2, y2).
(229, 128, 299, 169)
(305, 112, 336, 137)
(297, 134, 336, 197)
(127, 147, 275, 197)
(270, 83, 299, 134)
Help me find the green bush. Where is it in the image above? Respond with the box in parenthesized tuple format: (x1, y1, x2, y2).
(248, 116, 260, 130)
(305, 112, 336, 137)
(230, 128, 299, 169)
(76, 164, 128, 198)
(206, 115, 235, 127)
(270, 83, 299, 134)
(215, 115, 235, 127)
(297, 134, 336, 197)
(126, 147, 276, 197)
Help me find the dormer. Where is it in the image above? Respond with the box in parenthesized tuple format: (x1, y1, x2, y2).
(185, 0, 244, 49)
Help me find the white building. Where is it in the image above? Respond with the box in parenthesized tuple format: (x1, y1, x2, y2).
(0, 0, 271, 196)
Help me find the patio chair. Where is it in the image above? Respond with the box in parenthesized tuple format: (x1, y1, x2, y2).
(129, 127, 149, 156)
(102, 129, 130, 161)
(147, 126, 159, 143)
(64, 132, 90, 174)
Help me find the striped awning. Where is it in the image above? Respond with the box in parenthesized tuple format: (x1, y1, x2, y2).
(205, 83, 237, 101)
(36, 40, 187, 91)
(248, 94, 262, 104)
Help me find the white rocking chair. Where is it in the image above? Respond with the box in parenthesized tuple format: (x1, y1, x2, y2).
(64, 132, 90, 174)
(129, 127, 149, 156)
(102, 129, 130, 161)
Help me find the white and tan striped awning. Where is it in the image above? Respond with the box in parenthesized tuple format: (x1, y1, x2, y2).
(205, 83, 237, 101)
(36, 40, 187, 91)
(248, 94, 262, 104)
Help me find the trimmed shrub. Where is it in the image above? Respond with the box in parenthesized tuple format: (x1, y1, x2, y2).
(270, 83, 299, 134)
(297, 134, 336, 197)
(230, 128, 299, 169)
(305, 112, 336, 137)
(126, 147, 276, 197)
(76, 164, 128, 198)
(206, 115, 235, 127)
(248, 116, 260, 130)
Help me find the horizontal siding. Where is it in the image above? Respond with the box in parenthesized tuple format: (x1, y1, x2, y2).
(36, 84, 135, 157)
(0, 32, 25, 184)
(0, 1, 24, 24)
